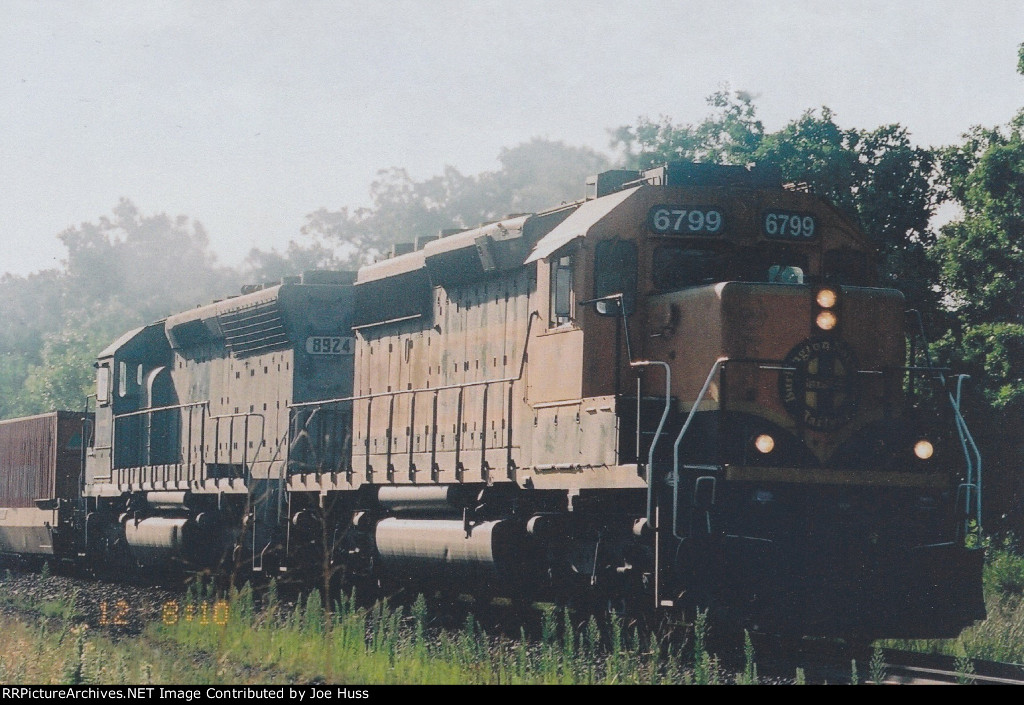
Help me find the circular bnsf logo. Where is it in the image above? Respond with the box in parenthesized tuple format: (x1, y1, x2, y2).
(779, 337, 859, 430)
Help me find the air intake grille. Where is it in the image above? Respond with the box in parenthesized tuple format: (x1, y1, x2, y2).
(218, 301, 289, 356)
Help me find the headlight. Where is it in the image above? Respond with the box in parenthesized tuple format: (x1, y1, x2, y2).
(913, 439, 934, 460)
(816, 288, 837, 308)
(816, 310, 838, 330)
(754, 434, 775, 454)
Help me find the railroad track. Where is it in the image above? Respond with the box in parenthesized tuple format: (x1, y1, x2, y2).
(753, 641, 1024, 684)
(880, 649, 1024, 685)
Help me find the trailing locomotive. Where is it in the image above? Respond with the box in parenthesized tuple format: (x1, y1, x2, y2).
(0, 162, 986, 639)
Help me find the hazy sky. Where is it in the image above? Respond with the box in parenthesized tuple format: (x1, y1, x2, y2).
(2, 1, 1022, 277)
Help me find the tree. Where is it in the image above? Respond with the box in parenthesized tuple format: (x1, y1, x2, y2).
(611, 90, 764, 167)
(242, 240, 342, 283)
(302, 138, 611, 267)
(932, 109, 1024, 410)
(923, 45, 1024, 531)
(1, 200, 237, 417)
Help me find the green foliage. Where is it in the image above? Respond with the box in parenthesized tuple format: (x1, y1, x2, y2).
(869, 645, 887, 684)
(925, 71, 1024, 518)
(612, 90, 764, 167)
(690, 607, 721, 685)
(303, 589, 325, 634)
(986, 536, 1024, 595)
(954, 652, 976, 685)
(735, 630, 758, 685)
(931, 107, 1024, 415)
(146, 588, 754, 685)
(241, 240, 341, 283)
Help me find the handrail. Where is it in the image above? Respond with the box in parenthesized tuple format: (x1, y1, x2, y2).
(109, 401, 269, 487)
(660, 355, 981, 541)
(111, 400, 208, 419)
(951, 374, 983, 534)
(907, 309, 982, 534)
(287, 311, 541, 482)
(631, 360, 671, 526)
(672, 358, 727, 540)
(289, 311, 541, 410)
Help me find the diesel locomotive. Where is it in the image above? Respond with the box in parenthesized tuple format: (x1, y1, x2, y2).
(0, 161, 986, 639)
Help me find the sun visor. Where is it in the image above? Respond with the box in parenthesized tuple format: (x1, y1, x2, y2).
(524, 187, 639, 263)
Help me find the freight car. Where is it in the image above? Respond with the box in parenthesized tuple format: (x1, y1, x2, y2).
(0, 161, 986, 640)
(0, 412, 87, 557)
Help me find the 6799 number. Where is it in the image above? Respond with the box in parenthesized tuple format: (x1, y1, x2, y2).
(763, 210, 817, 239)
(648, 206, 724, 235)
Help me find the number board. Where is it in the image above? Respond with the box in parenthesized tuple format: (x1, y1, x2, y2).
(762, 210, 818, 240)
(648, 206, 724, 235)
(305, 336, 355, 355)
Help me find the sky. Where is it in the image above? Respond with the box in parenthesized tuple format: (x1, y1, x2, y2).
(2, 1, 1022, 277)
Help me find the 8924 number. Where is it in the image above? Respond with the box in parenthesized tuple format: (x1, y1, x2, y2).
(648, 206, 724, 235)
(762, 210, 817, 240)
(305, 336, 355, 355)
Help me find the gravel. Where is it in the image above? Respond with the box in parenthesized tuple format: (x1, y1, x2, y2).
(0, 558, 184, 637)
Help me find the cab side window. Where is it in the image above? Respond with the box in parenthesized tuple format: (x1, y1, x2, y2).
(593, 239, 637, 315)
(550, 255, 574, 327)
(96, 365, 110, 406)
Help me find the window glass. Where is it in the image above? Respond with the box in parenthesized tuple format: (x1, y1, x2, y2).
(652, 245, 809, 292)
(652, 246, 725, 291)
(97, 366, 110, 405)
(594, 239, 638, 315)
(550, 255, 574, 326)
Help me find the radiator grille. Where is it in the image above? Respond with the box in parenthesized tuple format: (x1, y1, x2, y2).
(218, 301, 289, 356)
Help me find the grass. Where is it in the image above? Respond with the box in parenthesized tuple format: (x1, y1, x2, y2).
(0, 574, 755, 685)
(155, 583, 706, 684)
(0, 615, 239, 684)
(4, 541, 1024, 684)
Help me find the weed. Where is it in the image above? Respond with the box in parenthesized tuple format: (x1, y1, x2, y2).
(869, 645, 887, 684)
(735, 630, 758, 685)
(954, 653, 976, 685)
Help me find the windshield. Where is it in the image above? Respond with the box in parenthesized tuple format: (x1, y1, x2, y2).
(652, 244, 809, 292)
